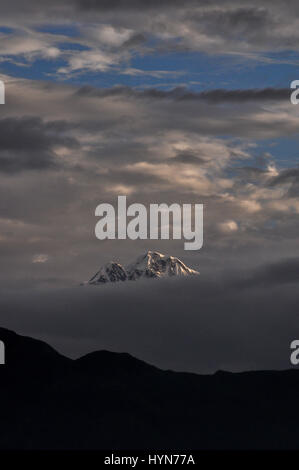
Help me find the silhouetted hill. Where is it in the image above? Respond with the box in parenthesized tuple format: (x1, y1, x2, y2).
(0, 327, 70, 367)
(0, 327, 299, 450)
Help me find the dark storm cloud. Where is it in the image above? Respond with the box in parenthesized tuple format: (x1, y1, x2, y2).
(0, 117, 78, 173)
(0, 0, 291, 14)
(0, 117, 75, 152)
(236, 166, 267, 176)
(269, 168, 299, 197)
(72, 0, 292, 15)
(170, 150, 207, 165)
(187, 7, 271, 39)
(197, 88, 290, 103)
(121, 33, 147, 49)
(270, 168, 299, 185)
(87, 141, 152, 164)
(75, 85, 290, 103)
(74, 0, 199, 11)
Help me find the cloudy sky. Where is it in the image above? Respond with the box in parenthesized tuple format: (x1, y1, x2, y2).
(0, 1, 298, 371)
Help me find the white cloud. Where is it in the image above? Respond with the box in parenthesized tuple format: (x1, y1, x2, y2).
(218, 220, 239, 233)
(57, 49, 122, 74)
(32, 254, 49, 263)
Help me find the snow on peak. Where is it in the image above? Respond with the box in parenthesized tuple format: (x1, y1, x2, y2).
(86, 251, 199, 285)
(88, 261, 127, 284)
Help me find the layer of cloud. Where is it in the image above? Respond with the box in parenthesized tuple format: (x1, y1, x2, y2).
(0, 74, 297, 290)
(1, 1, 299, 75)
(0, 116, 78, 173)
(238, 257, 299, 287)
(75, 85, 291, 102)
(0, 273, 298, 373)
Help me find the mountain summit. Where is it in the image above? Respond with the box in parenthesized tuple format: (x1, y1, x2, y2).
(86, 251, 199, 285)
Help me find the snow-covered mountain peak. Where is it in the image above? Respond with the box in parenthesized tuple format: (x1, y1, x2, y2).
(126, 251, 199, 280)
(86, 251, 199, 285)
(88, 261, 127, 284)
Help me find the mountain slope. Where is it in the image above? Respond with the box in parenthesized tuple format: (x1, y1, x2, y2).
(0, 327, 71, 381)
(87, 251, 199, 285)
(0, 327, 299, 449)
(126, 251, 199, 280)
(87, 262, 128, 284)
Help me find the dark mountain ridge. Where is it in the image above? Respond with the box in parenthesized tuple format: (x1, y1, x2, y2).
(0, 327, 298, 450)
